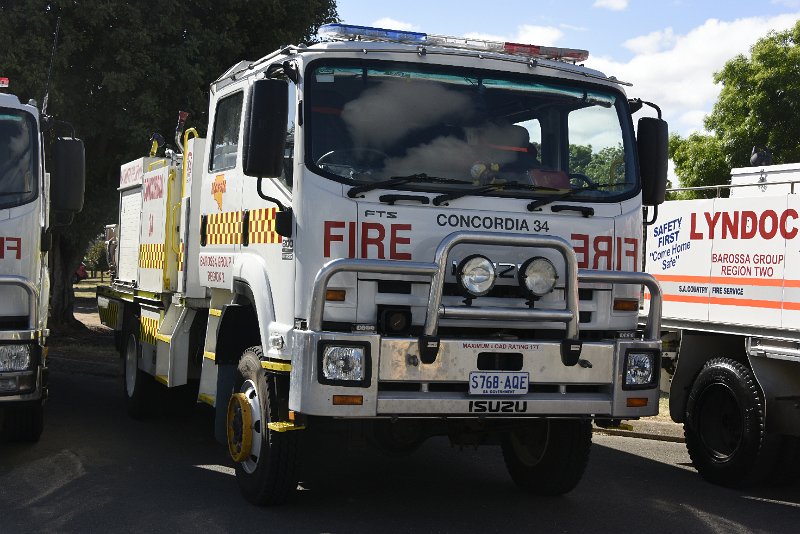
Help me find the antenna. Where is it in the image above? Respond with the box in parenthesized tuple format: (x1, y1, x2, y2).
(41, 15, 62, 115)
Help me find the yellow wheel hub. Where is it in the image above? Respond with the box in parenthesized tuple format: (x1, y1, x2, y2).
(227, 392, 253, 463)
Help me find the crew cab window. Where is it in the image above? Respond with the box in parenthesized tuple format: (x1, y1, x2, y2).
(210, 92, 244, 172)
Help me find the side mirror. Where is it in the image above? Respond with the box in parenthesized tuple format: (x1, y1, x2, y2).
(637, 117, 668, 206)
(50, 136, 86, 214)
(242, 78, 289, 178)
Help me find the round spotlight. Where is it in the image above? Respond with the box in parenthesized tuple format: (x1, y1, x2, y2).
(519, 257, 557, 297)
(458, 255, 496, 297)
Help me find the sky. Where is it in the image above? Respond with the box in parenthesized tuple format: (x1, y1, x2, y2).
(334, 0, 800, 139)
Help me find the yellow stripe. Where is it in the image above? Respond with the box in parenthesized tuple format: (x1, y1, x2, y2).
(155, 375, 169, 386)
(267, 421, 306, 432)
(209, 308, 222, 317)
(198, 393, 215, 406)
(261, 360, 292, 372)
(203, 351, 216, 361)
(155, 333, 172, 344)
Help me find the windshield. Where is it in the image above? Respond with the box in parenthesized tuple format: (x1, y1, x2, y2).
(0, 109, 38, 209)
(305, 61, 636, 202)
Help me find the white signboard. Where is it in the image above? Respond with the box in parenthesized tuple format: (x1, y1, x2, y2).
(647, 195, 796, 330)
(199, 253, 235, 289)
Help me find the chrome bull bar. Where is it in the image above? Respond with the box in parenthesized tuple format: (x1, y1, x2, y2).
(308, 231, 662, 352)
(0, 275, 40, 341)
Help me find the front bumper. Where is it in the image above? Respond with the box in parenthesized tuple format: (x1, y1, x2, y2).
(290, 332, 660, 418)
(289, 231, 663, 419)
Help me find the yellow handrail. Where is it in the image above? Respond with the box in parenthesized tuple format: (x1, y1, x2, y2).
(164, 168, 177, 288)
(148, 159, 167, 171)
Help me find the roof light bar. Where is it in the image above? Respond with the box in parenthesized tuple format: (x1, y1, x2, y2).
(318, 23, 589, 63)
(318, 23, 427, 44)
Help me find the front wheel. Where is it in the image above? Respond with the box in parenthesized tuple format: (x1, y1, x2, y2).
(684, 357, 765, 487)
(228, 347, 298, 506)
(501, 419, 592, 496)
(1, 401, 44, 442)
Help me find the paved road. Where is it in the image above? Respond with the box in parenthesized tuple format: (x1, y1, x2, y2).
(1, 361, 799, 533)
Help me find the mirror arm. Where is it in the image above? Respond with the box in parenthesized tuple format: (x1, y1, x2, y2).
(629, 98, 662, 119)
(643, 205, 659, 226)
(256, 177, 288, 212)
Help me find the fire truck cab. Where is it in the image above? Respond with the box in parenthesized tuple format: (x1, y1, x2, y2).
(0, 81, 85, 442)
(98, 24, 668, 505)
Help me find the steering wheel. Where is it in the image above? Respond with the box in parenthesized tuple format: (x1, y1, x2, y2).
(316, 148, 388, 179)
(569, 172, 598, 189)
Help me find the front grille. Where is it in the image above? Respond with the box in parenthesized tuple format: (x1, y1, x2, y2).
(377, 382, 606, 395)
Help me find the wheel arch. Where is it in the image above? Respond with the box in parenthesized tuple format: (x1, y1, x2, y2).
(215, 253, 277, 365)
(669, 331, 749, 423)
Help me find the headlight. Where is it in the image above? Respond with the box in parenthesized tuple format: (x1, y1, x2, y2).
(519, 257, 558, 297)
(319, 343, 370, 386)
(624, 351, 658, 389)
(0, 344, 32, 372)
(458, 255, 496, 297)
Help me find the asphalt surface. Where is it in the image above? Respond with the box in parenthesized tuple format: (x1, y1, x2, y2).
(1, 349, 798, 533)
(1, 306, 797, 532)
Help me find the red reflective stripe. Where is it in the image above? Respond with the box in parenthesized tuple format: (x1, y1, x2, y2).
(488, 144, 528, 153)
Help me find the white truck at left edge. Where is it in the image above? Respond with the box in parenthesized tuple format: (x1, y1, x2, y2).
(0, 78, 85, 442)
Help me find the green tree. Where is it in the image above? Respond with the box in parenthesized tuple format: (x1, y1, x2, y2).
(84, 235, 108, 275)
(668, 133, 729, 199)
(671, 21, 800, 198)
(569, 144, 593, 174)
(584, 144, 624, 187)
(0, 0, 337, 328)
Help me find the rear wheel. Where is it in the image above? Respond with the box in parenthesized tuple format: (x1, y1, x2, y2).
(501, 419, 592, 496)
(684, 357, 764, 487)
(228, 347, 298, 506)
(123, 332, 154, 419)
(2, 401, 44, 442)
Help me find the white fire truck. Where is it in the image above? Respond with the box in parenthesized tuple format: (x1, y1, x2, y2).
(98, 24, 668, 504)
(0, 78, 85, 441)
(647, 164, 800, 486)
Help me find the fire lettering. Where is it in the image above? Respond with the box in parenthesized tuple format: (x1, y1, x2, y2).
(323, 221, 412, 260)
(0, 237, 22, 260)
(571, 234, 637, 271)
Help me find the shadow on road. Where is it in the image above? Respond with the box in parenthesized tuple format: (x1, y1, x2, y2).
(1, 363, 798, 533)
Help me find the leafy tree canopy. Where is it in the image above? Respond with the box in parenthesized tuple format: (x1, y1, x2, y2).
(670, 20, 800, 199)
(0, 0, 337, 326)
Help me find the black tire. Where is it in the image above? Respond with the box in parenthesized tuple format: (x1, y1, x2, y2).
(684, 357, 765, 487)
(501, 419, 592, 496)
(230, 346, 298, 506)
(2, 401, 44, 442)
(122, 332, 154, 419)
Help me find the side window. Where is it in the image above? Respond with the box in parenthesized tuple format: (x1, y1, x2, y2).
(567, 106, 625, 188)
(210, 92, 244, 172)
(280, 82, 297, 189)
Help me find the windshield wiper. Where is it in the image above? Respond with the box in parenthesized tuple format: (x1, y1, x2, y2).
(347, 173, 471, 198)
(432, 181, 560, 206)
(527, 182, 627, 211)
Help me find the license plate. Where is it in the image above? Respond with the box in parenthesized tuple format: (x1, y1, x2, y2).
(469, 371, 529, 395)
